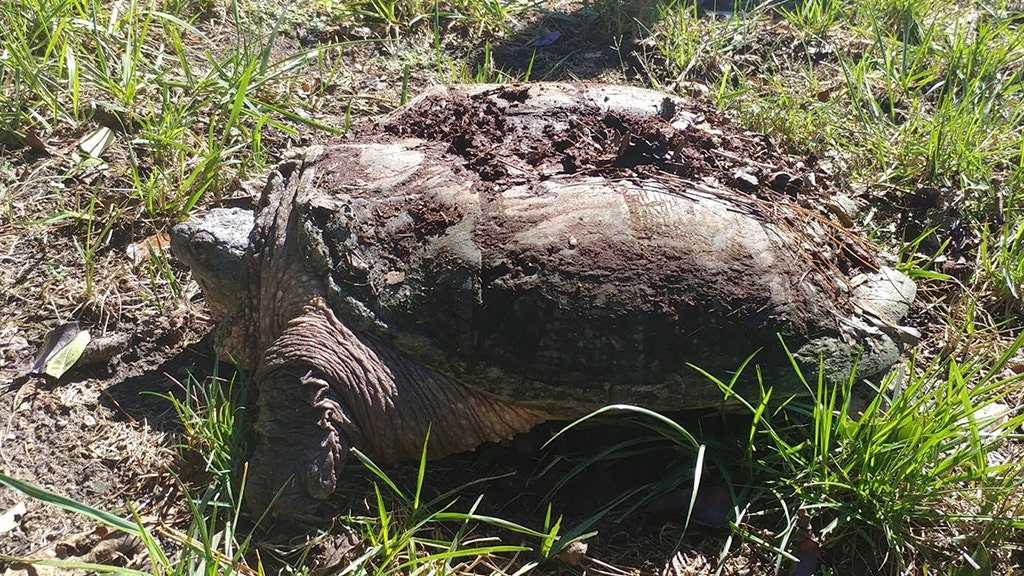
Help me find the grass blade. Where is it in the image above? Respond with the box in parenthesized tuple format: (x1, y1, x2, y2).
(0, 474, 140, 535)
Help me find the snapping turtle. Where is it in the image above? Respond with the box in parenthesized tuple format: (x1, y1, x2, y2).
(171, 83, 916, 519)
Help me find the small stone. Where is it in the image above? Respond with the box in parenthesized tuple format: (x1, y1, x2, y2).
(963, 403, 1012, 433)
(556, 540, 588, 565)
(79, 333, 130, 368)
(676, 80, 710, 100)
(824, 199, 855, 228)
(832, 194, 858, 218)
(385, 271, 405, 285)
(786, 174, 806, 196)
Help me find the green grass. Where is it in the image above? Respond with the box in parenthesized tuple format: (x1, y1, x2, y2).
(976, 187, 1024, 313)
(338, 439, 561, 576)
(643, 0, 1024, 198)
(703, 338, 1024, 572)
(1, 365, 261, 575)
(1, 0, 342, 223)
(6, 344, 1022, 574)
(0, 372, 565, 576)
(357, 0, 531, 36)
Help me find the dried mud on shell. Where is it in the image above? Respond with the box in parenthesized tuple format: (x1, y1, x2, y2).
(385, 84, 878, 282)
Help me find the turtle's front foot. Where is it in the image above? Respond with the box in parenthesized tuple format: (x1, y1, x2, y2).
(246, 364, 350, 522)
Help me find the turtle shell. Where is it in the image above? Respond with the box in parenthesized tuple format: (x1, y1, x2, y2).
(290, 83, 905, 410)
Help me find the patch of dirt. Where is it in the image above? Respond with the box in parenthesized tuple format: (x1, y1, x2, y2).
(0, 329, 218, 559)
(0, 141, 232, 563)
(0, 7, 295, 565)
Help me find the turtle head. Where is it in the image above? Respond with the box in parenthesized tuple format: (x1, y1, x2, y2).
(171, 207, 259, 366)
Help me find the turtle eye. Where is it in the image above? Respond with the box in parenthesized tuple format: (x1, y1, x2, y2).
(189, 230, 217, 265)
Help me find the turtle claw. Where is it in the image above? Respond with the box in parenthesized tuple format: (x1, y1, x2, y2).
(246, 447, 342, 524)
(246, 363, 350, 522)
(302, 441, 345, 500)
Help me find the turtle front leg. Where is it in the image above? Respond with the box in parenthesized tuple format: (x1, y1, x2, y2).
(247, 359, 351, 521)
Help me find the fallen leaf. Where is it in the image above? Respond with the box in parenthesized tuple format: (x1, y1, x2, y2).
(0, 501, 27, 534)
(27, 322, 91, 379)
(791, 537, 820, 576)
(1, 526, 142, 576)
(77, 126, 115, 158)
(22, 130, 50, 154)
(555, 540, 588, 566)
(126, 232, 171, 265)
(307, 528, 366, 576)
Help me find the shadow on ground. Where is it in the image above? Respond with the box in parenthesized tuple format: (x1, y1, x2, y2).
(102, 331, 237, 431)
(476, 0, 785, 82)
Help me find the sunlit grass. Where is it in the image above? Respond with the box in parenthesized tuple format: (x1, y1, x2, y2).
(0, 371, 567, 576)
(704, 337, 1024, 570)
(0, 365, 262, 575)
(531, 340, 1024, 573)
(0, 0, 342, 225)
(355, 0, 532, 37)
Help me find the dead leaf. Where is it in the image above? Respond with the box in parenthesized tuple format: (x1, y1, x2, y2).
(307, 528, 363, 576)
(77, 532, 143, 566)
(77, 126, 115, 159)
(22, 130, 50, 154)
(555, 540, 588, 565)
(26, 322, 91, 379)
(0, 501, 27, 534)
(1, 526, 143, 576)
(791, 537, 820, 576)
(126, 232, 171, 265)
(526, 29, 561, 47)
(1, 529, 68, 576)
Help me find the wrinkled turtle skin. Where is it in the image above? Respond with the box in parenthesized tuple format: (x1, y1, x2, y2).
(170, 83, 916, 521)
